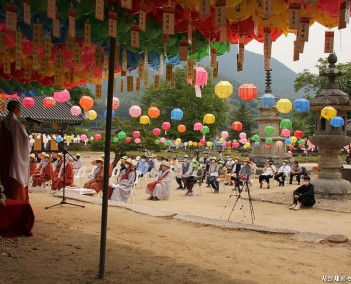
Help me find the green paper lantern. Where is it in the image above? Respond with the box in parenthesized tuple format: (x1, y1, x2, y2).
(252, 134, 261, 142)
(264, 126, 275, 135)
(280, 119, 292, 130)
(155, 139, 160, 145)
(298, 139, 305, 145)
(201, 125, 210, 134)
(113, 137, 119, 143)
(117, 131, 127, 139)
(265, 137, 273, 144)
(165, 140, 172, 146)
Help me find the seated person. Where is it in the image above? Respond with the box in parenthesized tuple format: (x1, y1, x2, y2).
(51, 153, 74, 190)
(258, 160, 276, 189)
(209, 160, 227, 193)
(29, 153, 37, 178)
(289, 161, 303, 185)
(274, 160, 291, 186)
(249, 158, 257, 185)
(72, 153, 83, 173)
(289, 175, 315, 210)
(185, 160, 203, 196)
(169, 156, 178, 172)
(175, 154, 192, 189)
(145, 162, 173, 201)
(83, 159, 104, 193)
(206, 157, 219, 187)
(136, 156, 149, 177)
(109, 158, 136, 202)
(236, 158, 252, 191)
(225, 157, 241, 185)
(32, 153, 53, 187)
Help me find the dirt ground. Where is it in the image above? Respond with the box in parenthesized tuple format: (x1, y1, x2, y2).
(1, 152, 351, 283)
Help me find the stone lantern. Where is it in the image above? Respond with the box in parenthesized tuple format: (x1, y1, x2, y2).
(310, 54, 351, 200)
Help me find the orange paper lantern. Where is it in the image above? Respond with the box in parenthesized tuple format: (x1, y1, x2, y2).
(79, 96, 94, 111)
(238, 83, 257, 100)
(177, 124, 186, 132)
(43, 97, 56, 108)
(148, 107, 160, 119)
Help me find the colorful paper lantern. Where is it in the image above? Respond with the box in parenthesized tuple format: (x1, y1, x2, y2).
(276, 141, 283, 147)
(133, 131, 141, 138)
(194, 122, 203, 131)
(160, 137, 166, 143)
(175, 138, 181, 144)
(225, 141, 232, 148)
(239, 132, 247, 139)
(330, 116, 344, 128)
(140, 115, 150, 124)
(54, 89, 70, 103)
(238, 83, 257, 101)
(80, 134, 88, 142)
(254, 142, 260, 147)
(294, 130, 303, 139)
(265, 137, 273, 144)
(162, 122, 171, 134)
(135, 138, 141, 144)
(280, 119, 292, 129)
(221, 131, 229, 139)
(243, 142, 251, 149)
(219, 137, 225, 144)
(79, 96, 94, 111)
(298, 139, 305, 145)
(23, 97, 35, 108)
(148, 107, 160, 119)
(110, 97, 120, 110)
(117, 131, 127, 139)
(206, 141, 212, 147)
(200, 139, 206, 144)
(251, 134, 261, 142)
(232, 121, 242, 131)
(113, 137, 119, 143)
(259, 94, 275, 108)
(94, 134, 102, 141)
(70, 106, 81, 116)
(215, 81, 233, 99)
(177, 124, 186, 132)
(56, 135, 63, 143)
(276, 98, 292, 114)
(321, 106, 337, 120)
(285, 138, 291, 145)
(165, 140, 172, 146)
(232, 142, 240, 148)
(289, 145, 295, 150)
(188, 141, 193, 146)
(203, 113, 215, 124)
(88, 110, 97, 120)
(152, 128, 161, 136)
(43, 97, 56, 108)
(201, 125, 210, 134)
(293, 98, 310, 112)
(171, 108, 183, 120)
(239, 138, 247, 144)
(155, 139, 160, 145)
(187, 66, 208, 86)
(129, 105, 142, 118)
(264, 126, 275, 135)
(290, 136, 297, 144)
(125, 137, 132, 143)
(281, 129, 291, 137)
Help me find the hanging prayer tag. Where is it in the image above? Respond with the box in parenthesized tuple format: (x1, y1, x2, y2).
(108, 10, 118, 38)
(338, 1, 347, 29)
(24, 65, 32, 80)
(53, 15, 60, 39)
(69, 8, 76, 37)
(219, 26, 226, 44)
(144, 71, 149, 88)
(136, 77, 141, 91)
(298, 17, 310, 42)
(213, 61, 218, 79)
(154, 74, 160, 90)
(95, 0, 104, 21)
(210, 48, 217, 68)
(127, 76, 133, 92)
(54, 68, 61, 85)
(237, 55, 243, 72)
(33, 24, 43, 47)
(24, 0, 31, 26)
(115, 43, 120, 66)
(96, 84, 102, 99)
(6, 3, 18, 32)
(85, 22, 91, 47)
(166, 64, 173, 82)
(32, 49, 39, 70)
(130, 26, 140, 48)
(263, 0, 272, 18)
(3, 55, 11, 74)
(122, 49, 127, 72)
(56, 51, 63, 69)
(44, 35, 51, 58)
(0, 32, 4, 53)
(264, 28, 272, 59)
(187, 60, 194, 80)
(66, 35, 75, 51)
(88, 69, 93, 83)
(179, 41, 188, 61)
(163, 6, 175, 35)
(170, 72, 175, 89)
(75, 46, 82, 66)
(139, 3, 147, 32)
(95, 46, 102, 67)
(324, 31, 334, 53)
(264, 57, 271, 71)
(289, 3, 301, 30)
(215, 0, 226, 27)
(199, 0, 211, 17)
(47, 0, 56, 20)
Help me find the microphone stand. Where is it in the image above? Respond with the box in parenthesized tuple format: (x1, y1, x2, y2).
(28, 120, 84, 209)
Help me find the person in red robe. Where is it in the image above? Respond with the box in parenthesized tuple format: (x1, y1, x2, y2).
(51, 153, 74, 190)
(29, 154, 37, 178)
(32, 152, 46, 176)
(32, 154, 53, 187)
(83, 159, 104, 193)
(0, 100, 30, 203)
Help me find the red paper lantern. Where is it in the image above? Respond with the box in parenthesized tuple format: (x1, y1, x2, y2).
(177, 124, 186, 132)
(225, 141, 232, 148)
(23, 97, 35, 108)
(232, 142, 240, 148)
(125, 137, 132, 143)
(133, 131, 141, 138)
(94, 134, 102, 141)
(238, 83, 257, 101)
(152, 128, 161, 136)
(294, 130, 303, 139)
(162, 122, 171, 131)
(231, 121, 243, 131)
(148, 107, 160, 119)
(79, 96, 94, 111)
(43, 97, 56, 108)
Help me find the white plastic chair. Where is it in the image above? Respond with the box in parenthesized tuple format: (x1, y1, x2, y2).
(74, 166, 87, 187)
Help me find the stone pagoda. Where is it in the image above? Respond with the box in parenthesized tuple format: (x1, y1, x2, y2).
(310, 54, 351, 200)
(251, 70, 291, 167)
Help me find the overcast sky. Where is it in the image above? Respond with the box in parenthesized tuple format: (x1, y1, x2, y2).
(244, 23, 351, 74)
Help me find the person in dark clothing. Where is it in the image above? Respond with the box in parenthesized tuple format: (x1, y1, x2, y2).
(289, 175, 316, 210)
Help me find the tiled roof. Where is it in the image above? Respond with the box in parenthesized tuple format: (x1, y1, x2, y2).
(0, 95, 84, 125)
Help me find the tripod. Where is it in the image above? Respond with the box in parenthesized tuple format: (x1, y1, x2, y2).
(28, 119, 84, 209)
(220, 177, 255, 224)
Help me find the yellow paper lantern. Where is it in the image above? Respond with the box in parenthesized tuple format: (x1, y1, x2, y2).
(188, 141, 193, 146)
(321, 106, 337, 120)
(215, 81, 233, 99)
(139, 115, 150, 124)
(203, 113, 216, 124)
(244, 142, 251, 148)
(290, 136, 297, 144)
(219, 137, 225, 143)
(193, 142, 198, 147)
(276, 98, 292, 114)
(88, 110, 97, 120)
(206, 141, 212, 147)
(65, 135, 72, 143)
(175, 138, 181, 144)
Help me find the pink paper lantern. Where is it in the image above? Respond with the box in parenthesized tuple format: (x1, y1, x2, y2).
(94, 134, 102, 141)
(289, 145, 294, 150)
(22, 97, 35, 108)
(133, 131, 141, 138)
(152, 128, 161, 136)
(80, 134, 87, 142)
(303, 150, 308, 154)
(129, 105, 142, 118)
(162, 122, 171, 131)
(298, 144, 304, 149)
(70, 106, 82, 116)
(160, 137, 166, 143)
(54, 89, 70, 103)
(232, 142, 240, 148)
(194, 122, 203, 131)
(200, 139, 206, 144)
(187, 66, 208, 86)
(134, 138, 141, 144)
(239, 138, 247, 144)
(221, 131, 229, 139)
(276, 141, 283, 147)
(239, 132, 247, 139)
(281, 128, 291, 137)
(111, 97, 120, 110)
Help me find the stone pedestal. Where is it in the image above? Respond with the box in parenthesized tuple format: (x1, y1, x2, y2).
(310, 135, 351, 199)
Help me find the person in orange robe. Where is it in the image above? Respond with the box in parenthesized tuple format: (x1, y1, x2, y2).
(0, 101, 30, 203)
(51, 153, 74, 190)
(83, 159, 104, 193)
(32, 152, 46, 176)
(32, 154, 53, 187)
(29, 154, 37, 178)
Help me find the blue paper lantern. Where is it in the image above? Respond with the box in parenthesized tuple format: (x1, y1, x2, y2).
(56, 135, 63, 143)
(293, 98, 310, 112)
(259, 94, 275, 108)
(254, 141, 260, 147)
(285, 138, 291, 145)
(330, 116, 344, 128)
(171, 108, 183, 120)
(104, 110, 115, 118)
